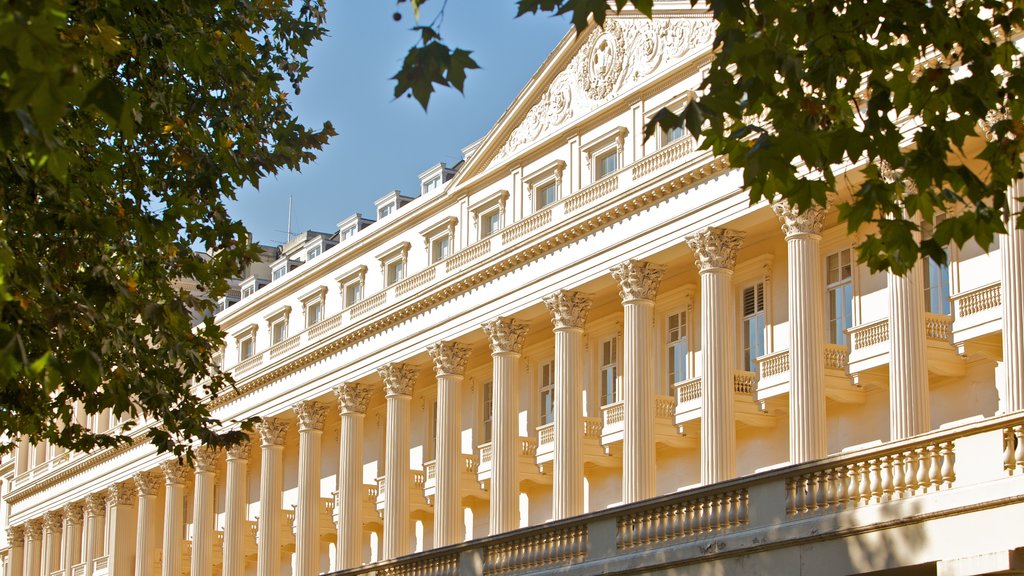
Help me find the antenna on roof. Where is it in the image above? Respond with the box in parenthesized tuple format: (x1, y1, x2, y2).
(286, 195, 293, 244)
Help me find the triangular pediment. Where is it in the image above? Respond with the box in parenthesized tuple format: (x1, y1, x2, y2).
(452, 9, 715, 185)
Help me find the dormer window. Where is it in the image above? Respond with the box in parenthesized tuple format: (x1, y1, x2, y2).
(270, 258, 302, 282)
(307, 245, 321, 260)
(374, 191, 414, 221)
(239, 276, 269, 300)
(584, 127, 628, 183)
(525, 160, 565, 212)
(423, 176, 441, 195)
(378, 203, 395, 219)
(341, 226, 357, 240)
(337, 214, 375, 242)
(377, 242, 411, 287)
(419, 162, 457, 196)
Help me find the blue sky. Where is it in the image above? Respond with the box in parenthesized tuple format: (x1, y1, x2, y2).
(227, 2, 572, 246)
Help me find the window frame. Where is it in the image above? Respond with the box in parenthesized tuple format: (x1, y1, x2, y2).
(233, 324, 258, 362)
(731, 256, 774, 370)
(666, 305, 693, 393)
(583, 126, 628, 185)
(538, 359, 555, 427)
(598, 335, 620, 407)
(740, 281, 767, 372)
(469, 190, 509, 242)
(524, 159, 566, 213)
(420, 216, 458, 265)
(376, 242, 410, 288)
(336, 265, 368, 309)
(264, 306, 291, 346)
(299, 286, 328, 329)
(825, 247, 855, 346)
(481, 381, 494, 444)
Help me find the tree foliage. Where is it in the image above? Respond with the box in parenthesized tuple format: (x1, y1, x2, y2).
(0, 0, 334, 456)
(395, 0, 1024, 275)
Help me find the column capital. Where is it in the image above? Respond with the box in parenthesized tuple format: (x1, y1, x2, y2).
(84, 493, 106, 516)
(255, 417, 289, 446)
(7, 525, 24, 546)
(610, 259, 665, 302)
(685, 227, 745, 272)
(107, 480, 135, 506)
(226, 436, 252, 460)
(427, 341, 472, 377)
(161, 460, 191, 485)
(62, 502, 83, 525)
(294, 400, 328, 432)
(481, 318, 528, 354)
(42, 510, 63, 532)
(24, 519, 42, 541)
(772, 199, 826, 238)
(133, 471, 161, 497)
(335, 382, 372, 414)
(378, 363, 419, 397)
(543, 290, 592, 330)
(194, 446, 221, 473)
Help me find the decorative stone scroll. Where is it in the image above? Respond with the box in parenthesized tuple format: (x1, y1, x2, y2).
(133, 472, 161, 497)
(481, 318, 529, 355)
(427, 341, 472, 377)
(378, 363, 419, 397)
(256, 417, 289, 446)
(107, 481, 135, 506)
(610, 260, 665, 302)
(773, 199, 826, 238)
(226, 436, 252, 460)
(294, 400, 328, 431)
(686, 228, 745, 272)
(160, 460, 191, 485)
(491, 16, 716, 165)
(543, 290, 592, 330)
(193, 446, 221, 473)
(62, 502, 83, 525)
(335, 382, 372, 414)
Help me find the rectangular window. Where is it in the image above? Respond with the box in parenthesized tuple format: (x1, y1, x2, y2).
(742, 283, 766, 372)
(271, 319, 287, 345)
(595, 149, 618, 180)
(378, 203, 394, 219)
(344, 281, 363, 307)
(924, 252, 951, 315)
(431, 235, 450, 263)
(826, 248, 855, 345)
(272, 267, 287, 280)
(667, 311, 688, 388)
(386, 260, 405, 286)
(480, 209, 501, 239)
(600, 337, 618, 406)
(423, 176, 441, 195)
(426, 401, 438, 461)
(482, 382, 493, 443)
(662, 125, 684, 147)
(536, 181, 557, 210)
(238, 337, 254, 361)
(341, 226, 356, 240)
(241, 285, 255, 299)
(307, 245, 322, 260)
(305, 301, 323, 328)
(539, 361, 554, 426)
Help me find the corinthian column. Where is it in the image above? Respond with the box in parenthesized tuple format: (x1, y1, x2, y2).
(82, 494, 104, 576)
(41, 510, 62, 576)
(107, 481, 135, 576)
(60, 503, 83, 576)
(426, 341, 471, 547)
(774, 201, 828, 462)
(190, 448, 219, 576)
(24, 521, 41, 576)
(481, 318, 528, 535)
(335, 383, 371, 570)
(255, 418, 288, 576)
(1003, 180, 1024, 411)
(294, 401, 327, 575)
(222, 437, 251, 576)
(687, 227, 745, 484)
(7, 526, 24, 576)
(888, 247, 930, 438)
(133, 472, 160, 576)
(378, 363, 419, 560)
(610, 261, 664, 503)
(542, 290, 591, 517)
(160, 461, 189, 576)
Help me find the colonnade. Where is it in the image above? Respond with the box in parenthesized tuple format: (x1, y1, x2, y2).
(9, 209, 1024, 575)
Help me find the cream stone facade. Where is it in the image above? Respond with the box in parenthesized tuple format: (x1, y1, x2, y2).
(4, 5, 1024, 576)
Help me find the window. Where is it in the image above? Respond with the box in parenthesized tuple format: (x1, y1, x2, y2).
(307, 245, 322, 260)
(423, 176, 441, 195)
(482, 382, 493, 443)
(378, 203, 394, 219)
(536, 180, 557, 210)
(480, 209, 501, 239)
(431, 235, 450, 263)
(600, 337, 618, 406)
(241, 285, 255, 299)
(667, 311, 688, 388)
(238, 336, 254, 361)
(741, 283, 766, 372)
(826, 248, 855, 345)
(341, 226, 357, 240)
(270, 318, 287, 345)
(272, 267, 288, 280)
(595, 149, 618, 180)
(385, 259, 405, 286)
(662, 125, 685, 147)
(539, 361, 554, 426)
(344, 281, 363, 307)
(924, 252, 951, 314)
(425, 400, 438, 461)
(305, 301, 323, 327)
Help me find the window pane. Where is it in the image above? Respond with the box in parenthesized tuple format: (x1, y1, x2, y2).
(595, 150, 618, 179)
(537, 182, 557, 209)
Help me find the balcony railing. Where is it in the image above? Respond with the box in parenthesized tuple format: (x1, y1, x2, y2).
(953, 281, 1001, 318)
(331, 413, 1024, 576)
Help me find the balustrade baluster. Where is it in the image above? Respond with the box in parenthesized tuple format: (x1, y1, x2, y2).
(928, 445, 942, 488)
(785, 479, 796, 515)
(799, 475, 811, 514)
(833, 466, 847, 509)
(906, 449, 920, 495)
(880, 456, 894, 502)
(869, 459, 882, 503)
(716, 493, 728, 529)
(940, 442, 955, 486)
(1014, 428, 1024, 473)
(728, 491, 740, 527)
(916, 447, 930, 492)
(1005, 429, 1017, 472)
(891, 452, 905, 499)
(682, 502, 694, 536)
(814, 471, 827, 511)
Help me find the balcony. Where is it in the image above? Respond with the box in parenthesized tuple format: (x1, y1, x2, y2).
(599, 396, 693, 451)
(535, 417, 613, 473)
(952, 282, 1002, 357)
(477, 439, 546, 487)
(329, 413, 1024, 576)
(375, 471, 430, 515)
(847, 313, 965, 386)
(320, 497, 336, 539)
(91, 556, 109, 576)
(755, 344, 864, 404)
(674, 373, 774, 428)
(422, 455, 488, 504)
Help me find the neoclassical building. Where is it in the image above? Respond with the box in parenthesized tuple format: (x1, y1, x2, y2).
(4, 5, 1024, 576)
